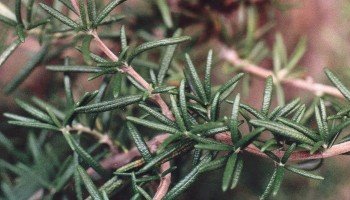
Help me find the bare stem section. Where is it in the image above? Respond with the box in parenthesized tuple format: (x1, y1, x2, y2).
(220, 47, 343, 98)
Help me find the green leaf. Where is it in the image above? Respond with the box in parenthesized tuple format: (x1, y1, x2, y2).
(195, 143, 232, 151)
(179, 80, 193, 128)
(281, 143, 296, 164)
(170, 95, 186, 131)
(69, 135, 109, 178)
(129, 36, 190, 63)
(15, 99, 52, 123)
(64, 73, 75, 107)
(15, 0, 23, 25)
(184, 53, 208, 103)
(111, 73, 123, 98)
(46, 65, 107, 73)
(0, 38, 21, 67)
(87, 0, 97, 22)
(325, 69, 350, 101)
(285, 165, 324, 180)
(230, 94, 241, 142)
(46, 107, 62, 127)
(155, 0, 173, 28)
(230, 155, 243, 189)
(94, 0, 127, 25)
(222, 153, 238, 191)
(120, 25, 127, 51)
(59, 0, 78, 13)
(139, 104, 177, 127)
(250, 119, 315, 145)
(82, 35, 94, 64)
(204, 49, 213, 99)
(39, 3, 79, 29)
(216, 73, 244, 102)
(5, 44, 49, 94)
(126, 116, 182, 134)
(310, 141, 324, 154)
(272, 98, 301, 119)
(75, 95, 142, 113)
(139, 140, 193, 173)
(78, 0, 88, 29)
(190, 122, 225, 134)
(240, 103, 266, 119)
(272, 166, 285, 196)
(157, 29, 182, 84)
(235, 127, 264, 149)
(261, 76, 273, 115)
(163, 155, 211, 200)
(77, 165, 103, 200)
(314, 105, 326, 141)
(199, 156, 228, 173)
(292, 104, 306, 123)
(210, 92, 220, 121)
(0, 14, 17, 26)
(8, 120, 60, 131)
(16, 24, 25, 42)
(285, 37, 306, 70)
(127, 122, 152, 163)
(277, 117, 320, 141)
(260, 169, 277, 200)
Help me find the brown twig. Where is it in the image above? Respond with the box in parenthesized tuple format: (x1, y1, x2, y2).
(220, 46, 343, 98)
(90, 30, 174, 200)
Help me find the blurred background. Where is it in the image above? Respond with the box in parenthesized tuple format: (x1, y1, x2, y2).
(1, 0, 350, 199)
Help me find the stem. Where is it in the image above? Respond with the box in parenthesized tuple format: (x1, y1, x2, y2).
(91, 30, 173, 199)
(67, 124, 118, 154)
(220, 47, 343, 98)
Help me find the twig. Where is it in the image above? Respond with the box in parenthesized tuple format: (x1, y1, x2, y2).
(67, 124, 118, 154)
(90, 30, 174, 199)
(220, 46, 343, 98)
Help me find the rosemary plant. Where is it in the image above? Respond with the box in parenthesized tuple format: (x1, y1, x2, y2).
(1, 0, 350, 199)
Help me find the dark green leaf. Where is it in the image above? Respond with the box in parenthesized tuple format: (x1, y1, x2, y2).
(77, 165, 103, 200)
(325, 69, 350, 101)
(156, 0, 173, 28)
(39, 3, 79, 28)
(94, 0, 127, 25)
(216, 73, 244, 102)
(195, 143, 232, 151)
(139, 104, 177, 127)
(129, 36, 190, 63)
(204, 49, 213, 99)
(235, 127, 264, 149)
(250, 120, 315, 145)
(127, 122, 152, 162)
(230, 94, 241, 142)
(260, 169, 277, 200)
(185, 53, 208, 103)
(170, 95, 186, 131)
(75, 95, 142, 113)
(261, 76, 273, 115)
(277, 117, 320, 141)
(0, 14, 17, 26)
(0, 38, 21, 67)
(126, 116, 182, 134)
(272, 166, 285, 196)
(230, 155, 243, 189)
(163, 154, 211, 200)
(87, 0, 97, 22)
(222, 153, 237, 191)
(157, 29, 182, 85)
(8, 120, 60, 131)
(15, 99, 52, 123)
(285, 165, 324, 180)
(281, 143, 296, 164)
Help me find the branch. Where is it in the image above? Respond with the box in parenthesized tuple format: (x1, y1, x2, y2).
(220, 46, 343, 98)
(90, 30, 174, 200)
